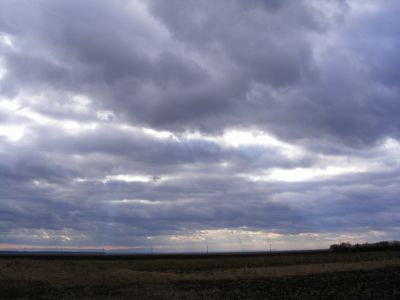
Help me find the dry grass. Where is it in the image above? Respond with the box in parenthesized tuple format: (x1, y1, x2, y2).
(1, 251, 400, 299)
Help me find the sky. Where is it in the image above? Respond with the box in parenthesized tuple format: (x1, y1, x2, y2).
(0, 0, 400, 252)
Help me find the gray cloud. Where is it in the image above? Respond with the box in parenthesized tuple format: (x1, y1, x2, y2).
(1, 0, 398, 146)
(0, 0, 400, 249)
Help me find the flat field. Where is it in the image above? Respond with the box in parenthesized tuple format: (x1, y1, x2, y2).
(1, 251, 400, 299)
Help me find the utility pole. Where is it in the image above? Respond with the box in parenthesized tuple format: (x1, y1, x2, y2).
(267, 240, 272, 253)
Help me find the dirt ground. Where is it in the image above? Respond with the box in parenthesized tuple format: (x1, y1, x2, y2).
(1, 251, 400, 299)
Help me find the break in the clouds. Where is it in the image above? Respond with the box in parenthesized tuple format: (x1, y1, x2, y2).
(0, 0, 399, 252)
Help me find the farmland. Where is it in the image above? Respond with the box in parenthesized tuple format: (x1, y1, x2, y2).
(1, 250, 400, 299)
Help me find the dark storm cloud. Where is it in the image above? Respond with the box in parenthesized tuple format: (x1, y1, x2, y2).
(0, 145, 78, 184)
(1, 0, 400, 248)
(0, 0, 325, 134)
(0, 0, 216, 127)
(1, 0, 398, 146)
(148, 0, 320, 86)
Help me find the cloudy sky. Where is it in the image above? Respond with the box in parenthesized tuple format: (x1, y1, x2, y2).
(0, 0, 399, 252)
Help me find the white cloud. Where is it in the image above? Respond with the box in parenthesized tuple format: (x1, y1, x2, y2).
(0, 33, 15, 48)
(0, 125, 25, 142)
(102, 174, 174, 183)
(109, 199, 162, 205)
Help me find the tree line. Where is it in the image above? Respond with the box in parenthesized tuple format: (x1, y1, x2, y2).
(330, 241, 400, 252)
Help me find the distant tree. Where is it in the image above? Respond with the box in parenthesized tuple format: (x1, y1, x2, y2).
(330, 241, 400, 252)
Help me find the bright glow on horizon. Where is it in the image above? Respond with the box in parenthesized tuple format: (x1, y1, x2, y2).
(169, 228, 283, 243)
(0, 229, 391, 252)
